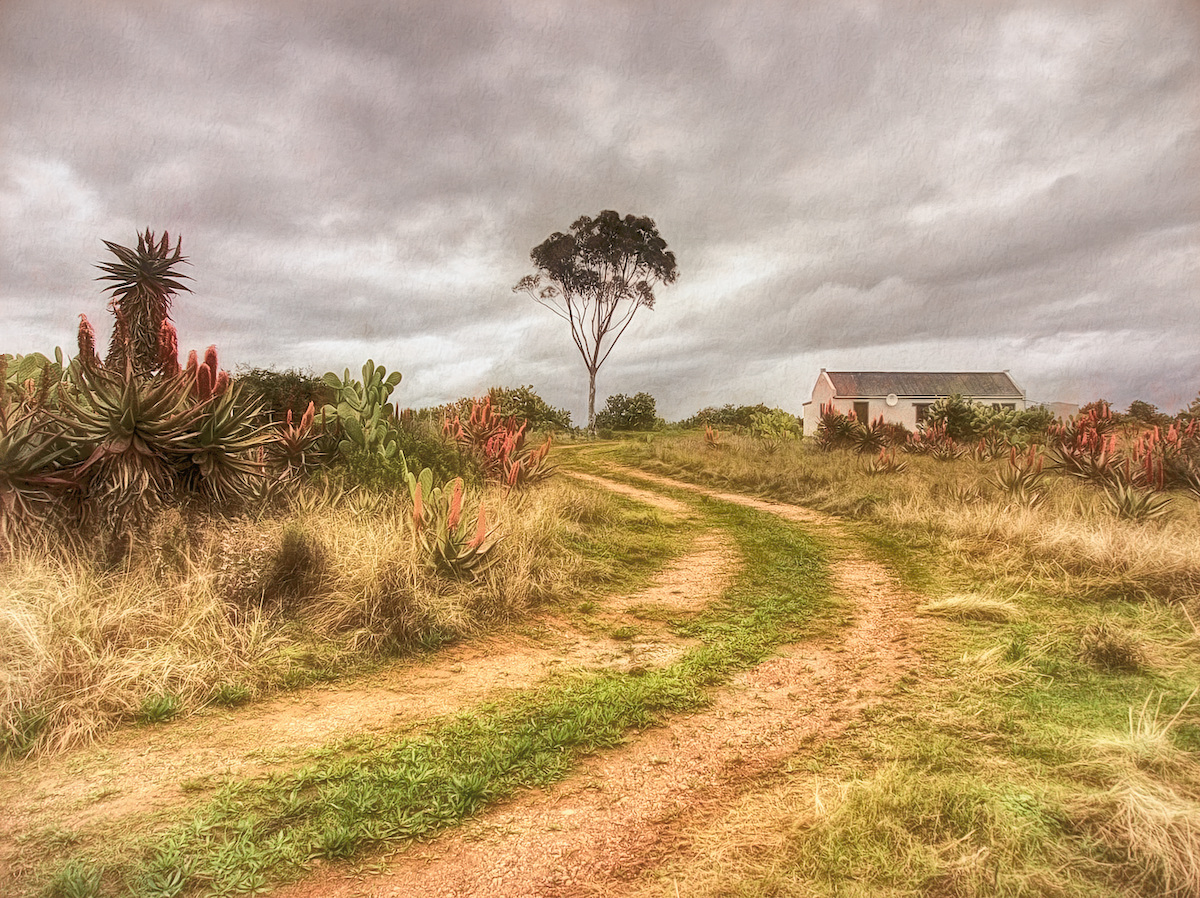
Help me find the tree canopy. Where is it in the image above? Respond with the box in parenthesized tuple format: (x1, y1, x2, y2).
(515, 210, 677, 431)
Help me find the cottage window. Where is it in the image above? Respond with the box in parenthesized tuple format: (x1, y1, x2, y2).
(853, 401, 870, 422)
(914, 403, 931, 424)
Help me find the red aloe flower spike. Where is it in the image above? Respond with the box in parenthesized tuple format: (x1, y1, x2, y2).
(158, 321, 180, 377)
(469, 502, 488, 548)
(204, 345, 219, 373)
(286, 409, 295, 428)
(77, 314, 100, 368)
(214, 369, 230, 396)
(412, 481, 424, 529)
(448, 479, 463, 530)
(300, 400, 314, 432)
(196, 364, 213, 400)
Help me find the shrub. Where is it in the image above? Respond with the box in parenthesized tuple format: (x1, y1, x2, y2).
(482, 385, 572, 431)
(235, 366, 334, 423)
(679, 403, 775, 431)
(594, 392, 658, 431)
(749, 408, 801, 454)
(924, 394, 981, 441)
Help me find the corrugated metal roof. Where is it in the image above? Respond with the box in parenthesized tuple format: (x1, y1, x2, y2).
(824, 371, 1023, 398)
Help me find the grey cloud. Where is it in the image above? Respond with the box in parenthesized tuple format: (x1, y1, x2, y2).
(2, 0, 1198, 423)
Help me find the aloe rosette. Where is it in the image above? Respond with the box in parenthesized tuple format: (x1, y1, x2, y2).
(407, 464, 499, 579)
(0, 406, 76, 547)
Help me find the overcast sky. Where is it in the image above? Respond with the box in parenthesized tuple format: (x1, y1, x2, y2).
(2, 1, 1197, 423)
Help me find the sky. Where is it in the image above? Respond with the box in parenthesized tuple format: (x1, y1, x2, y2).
(2, 0, 1198, 424)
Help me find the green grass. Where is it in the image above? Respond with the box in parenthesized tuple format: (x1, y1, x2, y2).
(24, 490, 831, 897)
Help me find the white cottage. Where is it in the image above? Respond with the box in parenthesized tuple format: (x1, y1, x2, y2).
(801, 370, 1026, 436)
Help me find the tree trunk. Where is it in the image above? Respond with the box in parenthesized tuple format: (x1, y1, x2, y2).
(587, 368, 597, 435)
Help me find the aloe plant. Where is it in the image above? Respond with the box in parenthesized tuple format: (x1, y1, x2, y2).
(1101, 483, 1172, 522)
(96, 229, 190, 375)
(179, 381, 272, 505)
(405, 463, 499, 578)
(56, 355, 201, 526)
(269, 401, 320, 477)
(863, 447, 908, 475)
(444, 396, 553, 488)
(0, 405, 76, 549)
(321, 360, 403, 458)
(991, 445, 1047, 507)
(813, 402, 850, 451)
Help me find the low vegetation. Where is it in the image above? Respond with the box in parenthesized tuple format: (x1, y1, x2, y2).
(0, 475, 668, 757)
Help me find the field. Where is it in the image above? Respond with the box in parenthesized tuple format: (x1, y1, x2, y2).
(2, 433, 1199, 897)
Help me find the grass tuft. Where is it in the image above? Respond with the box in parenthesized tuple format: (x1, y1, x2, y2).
(920, 593, 1021, 622)
(1078, 619, 1146, 672)
(1068, 776, 1200, 898)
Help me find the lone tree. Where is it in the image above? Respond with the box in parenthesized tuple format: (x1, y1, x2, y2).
(515, 210, 677, 432)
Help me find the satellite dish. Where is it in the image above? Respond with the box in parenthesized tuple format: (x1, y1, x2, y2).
(886, 393, 898, 407)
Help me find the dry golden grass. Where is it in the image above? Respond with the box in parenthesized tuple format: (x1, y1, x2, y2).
(0, 552, 282, 754)
(636, 435, 1200, 603)
(0, 476, 616, 756)
(920, 593, 1022, 622)
(1068, 776, 1200, 898)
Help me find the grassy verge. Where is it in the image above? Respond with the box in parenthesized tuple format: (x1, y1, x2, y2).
(26, 494, 833, 898)
(609, 434, 1200, 898)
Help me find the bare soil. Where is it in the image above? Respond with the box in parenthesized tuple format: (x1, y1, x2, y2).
(0, 467, 923, 898)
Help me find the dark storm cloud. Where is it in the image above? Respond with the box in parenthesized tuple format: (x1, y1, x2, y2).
(2, 0, 1197, 421)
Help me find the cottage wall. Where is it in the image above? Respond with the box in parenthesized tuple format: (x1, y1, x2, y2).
(802, 372, 1028, 437)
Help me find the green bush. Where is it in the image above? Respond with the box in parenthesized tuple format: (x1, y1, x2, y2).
(679, 403, 774, 430)
(595, 392, 658, 431)
(483, 385, 572, 431)
(234, 366, 334, 423)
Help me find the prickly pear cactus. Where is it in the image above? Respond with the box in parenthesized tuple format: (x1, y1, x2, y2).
(321, 359, 404, 458)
